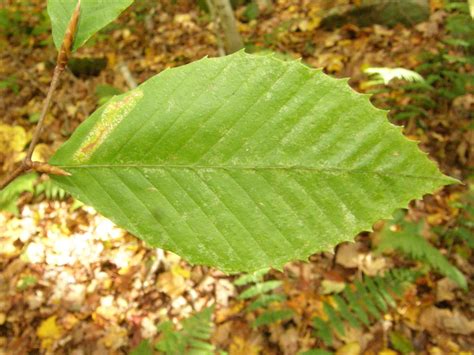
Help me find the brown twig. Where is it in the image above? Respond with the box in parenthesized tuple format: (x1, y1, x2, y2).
(0, 0, 81, 191)
(0, 164, 27, 191)
(30, 161, 71, 176)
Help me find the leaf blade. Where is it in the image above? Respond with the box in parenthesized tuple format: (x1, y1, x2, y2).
(50, 52, 456, 272)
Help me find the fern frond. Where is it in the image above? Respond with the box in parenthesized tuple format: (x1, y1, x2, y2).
(130, 339, 153, 355)
(235, 269, 293, 328)
(313, 269, 418, 345)
(252, 309, 294, 328)
(354, 279, 381, 318)
(247, 294, 286, 312)
(0, 173, 37, 215)
(313, 317, 333, 346)
(364, 276, 388, 313)
(155, 307, 215, 355)
(35, 177, 68, 200)
(373, 276, 396, 307)
(234, 268, 270, 286)
(342, 286, 370, 326)
(332, 294, 361, 329)
(156, 321, 185, 354)
(378, 217, 467, 290)
(238, 280, 282, 300)
(323, 302, 345, 336)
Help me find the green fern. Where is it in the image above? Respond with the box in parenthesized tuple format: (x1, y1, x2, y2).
(0, 174, 70, 215)
(155, 306, 215, 355)
(313, 269, 418, 346)
(378, 211, 467, 290)
(235, 268, 293, 328)
(35, 177, 68, 200)
(0, 173, 37, 214)
(442, 188, 474, 249)
(252, 309, 294, 328)
(129, 339, 153, 355)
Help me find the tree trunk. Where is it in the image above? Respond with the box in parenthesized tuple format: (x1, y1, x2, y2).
(209, 0, 243, 54)
(205, 0, 226, 56)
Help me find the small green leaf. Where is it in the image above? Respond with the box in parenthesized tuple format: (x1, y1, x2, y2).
(234, 268, 270, 286)
(238, 280, 282, 300)
(16, 275, 37, 290)
(29, 112, 41, 123)
(0, 75, 20, 94)
(47, 0, 133, 51)
(247, 294, 286, 312)
(243, 2, 259, 21)
(389, 331, 414, 354)
(96, 84, 123, 106)
(50, 51, 456, 273)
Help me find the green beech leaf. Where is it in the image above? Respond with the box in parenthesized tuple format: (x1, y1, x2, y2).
(47, 0, 133, 51)
(49, 51, 456, 273)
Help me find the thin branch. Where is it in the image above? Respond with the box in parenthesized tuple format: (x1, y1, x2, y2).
(24, 65, 64, 162)
(26, 0, 81, 162)
(30, 161, 71, 176)
(0, 164, 27, 190)
(0, 0, 81, 191)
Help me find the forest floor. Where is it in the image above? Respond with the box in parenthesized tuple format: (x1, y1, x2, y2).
(0, 0, 473, 354)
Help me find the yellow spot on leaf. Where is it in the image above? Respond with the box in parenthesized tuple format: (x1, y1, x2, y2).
(74, 88, 144, 163)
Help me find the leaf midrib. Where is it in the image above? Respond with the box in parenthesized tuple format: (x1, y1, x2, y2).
(54, 164, 450, 181)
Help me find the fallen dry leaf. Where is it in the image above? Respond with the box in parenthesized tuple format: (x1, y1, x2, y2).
(436, 277, 459, 302)
(419, 307, 474, 335)
(335, 242, 360, 268)
(36, 315, 63, 350)
(229, 335, 263, 355)
(335, 341, 361, 355)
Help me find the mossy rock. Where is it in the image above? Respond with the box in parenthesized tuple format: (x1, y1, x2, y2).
(321, 0, 429, 29)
